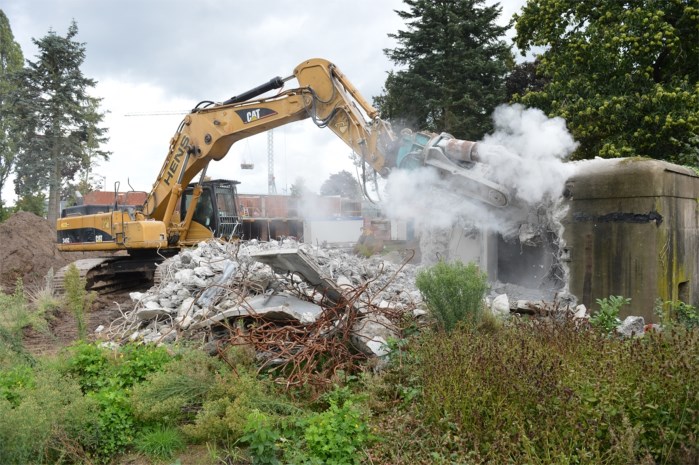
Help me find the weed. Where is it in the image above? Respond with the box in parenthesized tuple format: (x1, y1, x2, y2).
(27, 268, 61, 317)
(240, 410, 281, 465)
(63, 264, 95, 340)
(134, 425, 185, 460)
(415, 260, 488, 332)
(0, 279, 47, 337)
(373, 320, 698, 464)
(590, 295, 630, 334)
(667, 300, 699, 329)
(299, 389, 374, 465)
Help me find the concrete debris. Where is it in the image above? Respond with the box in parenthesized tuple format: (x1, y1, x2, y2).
(616, 315, 645, 337)
(490, 294, 511, 317)
(350, 314, 397, 357)
(573, 304, 587, 319)
(100, 239, 422, 354)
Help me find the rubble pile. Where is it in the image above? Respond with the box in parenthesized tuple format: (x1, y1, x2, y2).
(102, 239, 423, 366)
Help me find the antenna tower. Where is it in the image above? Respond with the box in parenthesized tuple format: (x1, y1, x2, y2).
(267, 130, 277, 194)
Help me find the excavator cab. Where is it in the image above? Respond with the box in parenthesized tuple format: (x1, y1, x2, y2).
(181, 179, 241, 239)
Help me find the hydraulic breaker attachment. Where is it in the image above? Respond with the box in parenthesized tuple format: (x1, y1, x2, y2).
(423, 147, 509, 207)
(395, 130, 510, 207)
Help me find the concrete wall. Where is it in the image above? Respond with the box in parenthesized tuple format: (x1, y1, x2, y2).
(303, 219, 364, 246)
(563, 159, 699, 322)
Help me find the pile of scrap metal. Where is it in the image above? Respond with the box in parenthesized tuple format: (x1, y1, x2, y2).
(100, 239, 424, 386)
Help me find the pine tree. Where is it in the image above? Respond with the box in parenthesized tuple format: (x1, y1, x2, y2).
(0, 10, 24, 218)
(375, 0, 513, 141)
(13, 21, 109, 224)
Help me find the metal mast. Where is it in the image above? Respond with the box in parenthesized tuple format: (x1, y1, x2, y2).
(267, 130, 277, 194)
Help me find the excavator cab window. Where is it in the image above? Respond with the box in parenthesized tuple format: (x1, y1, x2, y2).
(182, 180, 241, 239)
(182, 189, 215, 230)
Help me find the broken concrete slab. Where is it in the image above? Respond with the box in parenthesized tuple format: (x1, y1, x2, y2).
(193, 292, 323, 329)
(249, 248, 344, 303)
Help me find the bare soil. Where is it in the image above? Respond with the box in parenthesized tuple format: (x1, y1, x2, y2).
(1, 211, 135, 355)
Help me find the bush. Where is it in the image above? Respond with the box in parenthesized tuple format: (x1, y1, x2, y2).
(415, 260, 488, 332)
(62, 341, 172, 461)
(300, 393, 373, 465)
(131, 347, 223, 424)
(0, 365, 99, 465)
(590, 295, 630, 333)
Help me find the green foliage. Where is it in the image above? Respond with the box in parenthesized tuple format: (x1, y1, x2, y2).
(0, 10, 24, 211)
(0, 279, 47, 338)
(182, 369, 288, 444)
(370, 321, 699, 465)
(514, 0, 699, 164)
(241, 410, 281, 465)
(375, 0, 513, 140)
(63, 263, 94, 340)
(63, 341, 171, 461)
(131, 347, 223, 424)
(415, 260, 489, 332)
(300, 393, 373, 465)
(0, 364, 99, 465)
(0, 364, 34, 406)
(134, 425, 185, 460)
(13, 192, 46, 217)
(590, 295, 630, 334)
(667, 300, 699, 330)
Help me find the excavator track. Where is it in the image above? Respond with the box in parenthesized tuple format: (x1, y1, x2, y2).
(54, 256, 164, 296)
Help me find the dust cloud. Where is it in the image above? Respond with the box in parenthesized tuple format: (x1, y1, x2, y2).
(382, 104, 577, 237)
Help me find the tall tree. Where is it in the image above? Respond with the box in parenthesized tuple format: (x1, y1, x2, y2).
(319, 170, 361, 200)
(514, 0, 699, 164)
(14, 21, 109, 224)
(375, 0, 513, 141)
(0, 10, 24, 217)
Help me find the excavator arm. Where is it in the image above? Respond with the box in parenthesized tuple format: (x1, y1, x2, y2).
(141, 58, 509, 246)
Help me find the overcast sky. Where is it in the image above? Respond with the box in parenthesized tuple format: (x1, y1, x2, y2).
(3, 0, 528, 203)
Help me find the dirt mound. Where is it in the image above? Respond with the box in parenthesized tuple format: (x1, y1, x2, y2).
(0, 211, 70, 291)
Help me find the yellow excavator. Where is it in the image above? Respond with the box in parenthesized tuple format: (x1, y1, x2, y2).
(55, 58, 509, 292)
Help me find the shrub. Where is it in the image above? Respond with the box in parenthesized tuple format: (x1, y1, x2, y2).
(241, 410, 281, 465)
(415, 260, 488, 332)
(63, 264, 95, 340)
(0, 364, 99, 465)
(62, 341, 173, 461)
(131, 348, 223, 424)
(590, 295, 630, 334)
(300, 394, 373, 465)
(667, 300, 699, 330)
(182, 368, 291, 444)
